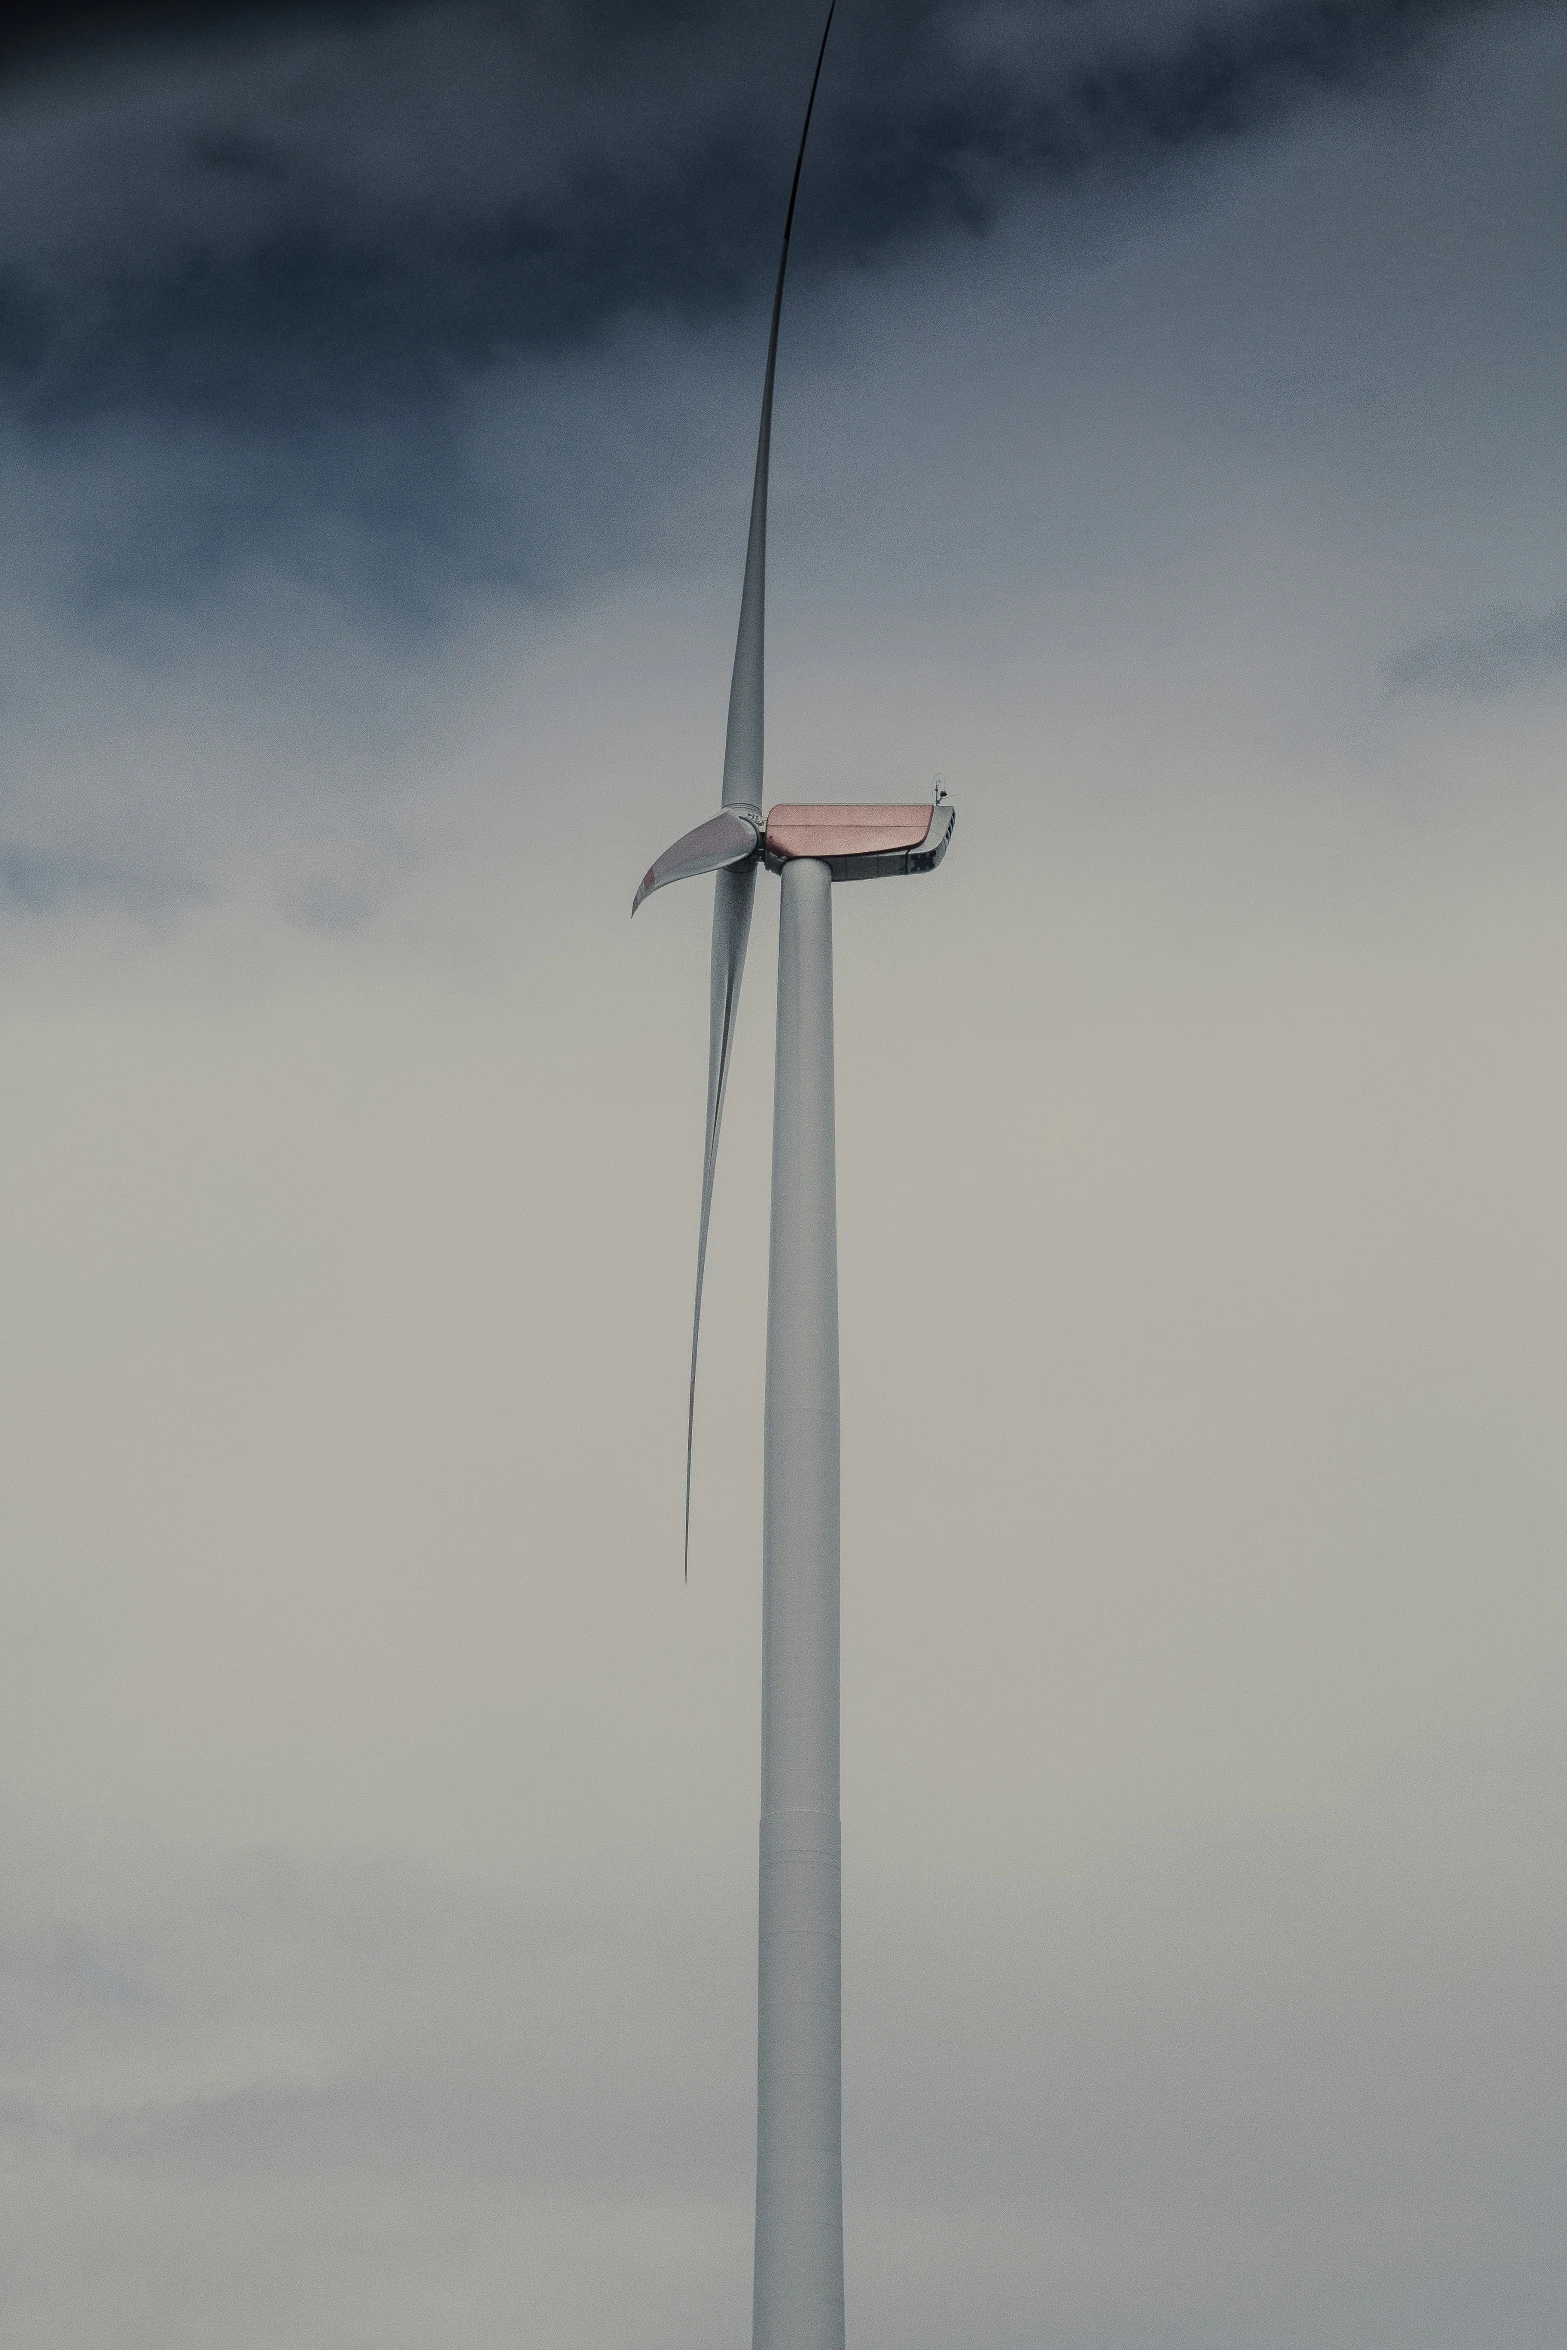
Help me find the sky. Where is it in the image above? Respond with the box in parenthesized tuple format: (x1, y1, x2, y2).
(2, 2, 1566, 2344)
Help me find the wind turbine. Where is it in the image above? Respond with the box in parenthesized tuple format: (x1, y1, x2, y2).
(632, 10, 953, 2344)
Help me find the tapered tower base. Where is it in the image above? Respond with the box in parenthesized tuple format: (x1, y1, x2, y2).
(753, 856, 844, 2350)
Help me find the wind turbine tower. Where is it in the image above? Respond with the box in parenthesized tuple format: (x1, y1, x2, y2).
(633, 11, 954, 2343)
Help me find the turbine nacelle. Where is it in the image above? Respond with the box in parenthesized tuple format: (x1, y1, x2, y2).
(632, 799, 953, 915)
(763, 799, 954, 881)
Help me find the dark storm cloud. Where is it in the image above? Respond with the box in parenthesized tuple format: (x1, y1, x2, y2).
(1387, 594, 1567, 696)
(0, 0, 1553, 896)
(0, 0, 1530, 433)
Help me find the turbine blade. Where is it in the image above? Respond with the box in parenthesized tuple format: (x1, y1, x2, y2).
(684, 1, 835, 1572)
(685, 857, 757, 1574)
(720, 0, 837, 815)
(633, 809, 761, 915)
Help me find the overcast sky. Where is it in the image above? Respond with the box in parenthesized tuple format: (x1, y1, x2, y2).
(3, 4, 1565, 2346)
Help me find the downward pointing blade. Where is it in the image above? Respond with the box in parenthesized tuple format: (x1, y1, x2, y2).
(685, 858, 757, 1572)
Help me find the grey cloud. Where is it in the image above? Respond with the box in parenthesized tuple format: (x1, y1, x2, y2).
(0, 0, 1557, 919)
(1386, 593, 1567, 696)
(0, 0, 1538, 677)
(5, 1723, 1565, 2347)
(0, 0, 1530, 435)
(0, 846, 202, 915)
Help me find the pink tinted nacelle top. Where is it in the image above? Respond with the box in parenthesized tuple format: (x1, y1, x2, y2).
(763, 803, 939, 881)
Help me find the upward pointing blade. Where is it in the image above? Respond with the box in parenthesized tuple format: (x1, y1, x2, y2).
(720, 0, 836, 817)
(685, 0, 836, 1572)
